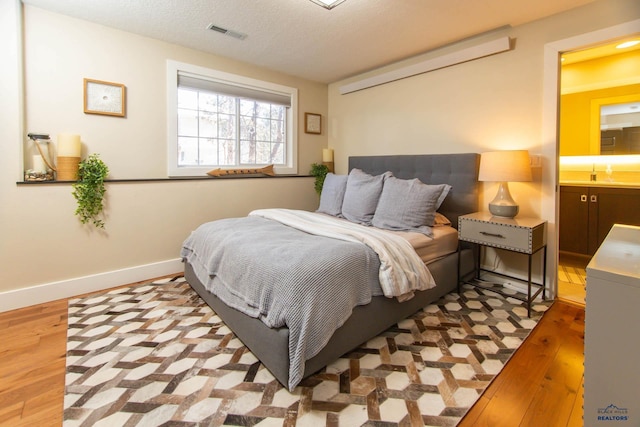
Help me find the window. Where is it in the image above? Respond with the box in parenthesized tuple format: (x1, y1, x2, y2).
(167, 61, 298, 176)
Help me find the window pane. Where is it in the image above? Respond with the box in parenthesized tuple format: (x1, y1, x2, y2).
(271, 120, 284, 143)
(271, 143, 284, 164)
(240, 99, 256, 116)
(219, 114, 236, 139)
(199, 93, 218, 112)
(256, 142, 271, 164)
(199, 112, 216, 138)
(178, 136, 198, 166)
(256, 118, 270, 142)
(240, 116, 255, 140)
(178, 109, 198, 137)
(198, 138, 217, 165)
(271, 105, 285, 120)
(219, 95, 235, 114)
(240, 140, 255, 164)
(256, 101, 271, 118)
(219, 139, 235, 165)
(178, 88, 198, 109)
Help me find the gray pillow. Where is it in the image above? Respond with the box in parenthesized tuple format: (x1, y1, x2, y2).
(316, 173, 348, 216)
(372, 176, 451, 231)
(341, 168, 390, 225)
(434, 182, 452, 211)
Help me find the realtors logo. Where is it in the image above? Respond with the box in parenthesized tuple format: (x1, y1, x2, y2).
(597, 404, 629, 422)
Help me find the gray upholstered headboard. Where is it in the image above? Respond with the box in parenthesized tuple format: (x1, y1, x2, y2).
(348, 153, 480, 229)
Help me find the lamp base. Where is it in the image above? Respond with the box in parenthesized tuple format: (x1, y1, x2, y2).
(488, 182, 519, 218)
(488, 203, 519, 218)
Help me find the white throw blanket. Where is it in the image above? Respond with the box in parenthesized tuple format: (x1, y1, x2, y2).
(250, 209, 435, 301)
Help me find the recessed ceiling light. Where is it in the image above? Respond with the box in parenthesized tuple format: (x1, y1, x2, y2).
(616, 40, 640, 49)
(308, 0, 347, 10)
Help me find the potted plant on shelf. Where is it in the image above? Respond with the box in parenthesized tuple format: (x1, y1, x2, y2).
(310, 163, 329, 195)
(72, 154, 109, 229)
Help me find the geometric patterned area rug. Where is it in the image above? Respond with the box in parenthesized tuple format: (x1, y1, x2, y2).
(64, 277, 551, 427)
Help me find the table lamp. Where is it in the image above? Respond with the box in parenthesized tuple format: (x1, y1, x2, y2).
(478, 150, 532, 218)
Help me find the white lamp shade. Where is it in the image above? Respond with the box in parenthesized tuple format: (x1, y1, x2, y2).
(479, 150, 532, 217)
(478, 150, 532, 183)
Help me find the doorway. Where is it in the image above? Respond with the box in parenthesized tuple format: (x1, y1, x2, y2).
(554, 30, 640, 306)
(541, 19, 640, 305)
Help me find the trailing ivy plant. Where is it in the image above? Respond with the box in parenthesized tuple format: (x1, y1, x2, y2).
(72, 154, 109, 229)
(309, 163, 329, 195)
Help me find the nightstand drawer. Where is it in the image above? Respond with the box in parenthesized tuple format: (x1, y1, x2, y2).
(458, 213, 546, 254)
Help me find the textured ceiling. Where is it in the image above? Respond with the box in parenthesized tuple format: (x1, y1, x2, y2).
(22, 0, 597, 83)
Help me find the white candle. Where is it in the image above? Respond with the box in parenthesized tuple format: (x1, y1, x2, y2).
(57, 133, 81, 157)
(35, 140, 50, 166)
(32, 155, 46, 173)
(322, 148, 334, 162)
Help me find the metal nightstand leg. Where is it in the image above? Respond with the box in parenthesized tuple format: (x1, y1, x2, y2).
(527, 253, 533, 317)
(469, 243, 546, 318)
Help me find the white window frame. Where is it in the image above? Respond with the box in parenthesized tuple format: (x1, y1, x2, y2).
(167, 60, 298, 177)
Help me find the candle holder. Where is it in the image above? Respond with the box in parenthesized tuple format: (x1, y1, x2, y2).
(57, 157, 81, 181)
(322, 148, 334, 173)
(26, 133, 55, 181)
(56, 133, 82, 181)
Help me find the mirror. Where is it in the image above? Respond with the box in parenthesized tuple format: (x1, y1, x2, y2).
(588, 93, 640, 155)
(559, 90, 640, 156)
(600, 101, 640, 154)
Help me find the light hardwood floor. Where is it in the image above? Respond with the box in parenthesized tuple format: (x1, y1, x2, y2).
(459, 300, 585, 427)
(558, 252, 588, 307)
(0, 282, 584, 427)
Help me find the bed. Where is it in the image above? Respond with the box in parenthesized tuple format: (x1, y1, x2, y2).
(183, 153, 480, 390)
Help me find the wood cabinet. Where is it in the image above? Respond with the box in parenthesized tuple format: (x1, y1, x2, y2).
(559, 185, 640, 255)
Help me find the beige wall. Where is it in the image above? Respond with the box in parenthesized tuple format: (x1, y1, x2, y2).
(22, 5, 328, 179)
(2, 0, 639, 309)
(0, 2, 323, 307)
(328, 0, 640, 286)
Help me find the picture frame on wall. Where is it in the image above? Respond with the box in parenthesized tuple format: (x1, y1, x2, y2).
(83, 78, 126, 117)
(305, 112, 321, 134)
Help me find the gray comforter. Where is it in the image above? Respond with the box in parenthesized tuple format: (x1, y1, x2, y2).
(181, 209, 434, 390)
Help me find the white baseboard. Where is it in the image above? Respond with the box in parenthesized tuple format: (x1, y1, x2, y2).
(0, 258, 183, 313)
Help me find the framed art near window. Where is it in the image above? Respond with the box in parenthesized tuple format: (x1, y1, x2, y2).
(84, 78, 126, 117)
(305, 112, 321, 134)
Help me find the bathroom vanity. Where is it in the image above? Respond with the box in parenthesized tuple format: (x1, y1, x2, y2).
(559, 184, 640, 256)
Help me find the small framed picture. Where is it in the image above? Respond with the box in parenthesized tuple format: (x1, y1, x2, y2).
(84, 78, 126, 117)
(305, 112, 321, 134)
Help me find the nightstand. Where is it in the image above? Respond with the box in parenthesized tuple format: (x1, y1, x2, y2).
(458, 212, 547, 316)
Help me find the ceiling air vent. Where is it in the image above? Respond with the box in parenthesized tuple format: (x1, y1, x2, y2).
(207, 23, 247, 40)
